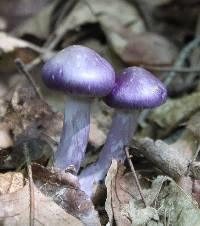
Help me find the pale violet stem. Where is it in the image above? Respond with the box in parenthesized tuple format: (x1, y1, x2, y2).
(79, 109, 140, 197)
(54, 96, 91, 172)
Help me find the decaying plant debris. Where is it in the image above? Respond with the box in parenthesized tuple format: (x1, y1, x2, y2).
(0, 0, 200, 226)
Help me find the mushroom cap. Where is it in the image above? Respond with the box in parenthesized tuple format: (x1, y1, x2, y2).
(42, 45, 115, 97)
(104, 67, 167, 109)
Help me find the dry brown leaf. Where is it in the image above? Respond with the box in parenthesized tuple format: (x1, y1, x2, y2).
(0, 32, 41, 74)
(0, 172, 24, 195)
(55, 1, 96, 36)
(84, 0, 177, 66)
(0, 0, 51, 30)
(0, 123, 13, 149)
(0, 182, 84, 226)
(0, 32, 42, 53)
(106, 161, 200, 225)
(89, 0, 145, 34)
(32, 164, 101, 226)
(13, 1, 57, 39)
(1, 85, 55, 169)
(105, 160, 158, 226)
(105, 160, 132, 226)
(58, 0, 144, 37)
(121, 32, 177, 65)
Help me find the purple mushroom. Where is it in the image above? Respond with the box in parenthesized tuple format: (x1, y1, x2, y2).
(42, 45, 115, 172)
(79, 67, 167, 197)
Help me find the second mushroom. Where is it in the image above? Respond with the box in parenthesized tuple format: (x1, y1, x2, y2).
(79, 67, 167, 197)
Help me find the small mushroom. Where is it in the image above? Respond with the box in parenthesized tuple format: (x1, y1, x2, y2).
(42, 45, 115, 173)
(79, 67, 167, 197)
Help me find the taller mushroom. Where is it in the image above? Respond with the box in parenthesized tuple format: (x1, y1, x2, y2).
(42, 45, 115, 172)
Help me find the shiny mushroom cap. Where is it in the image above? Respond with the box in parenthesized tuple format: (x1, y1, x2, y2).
(104, 67, 167, 109)
(42, 45, 115, 97)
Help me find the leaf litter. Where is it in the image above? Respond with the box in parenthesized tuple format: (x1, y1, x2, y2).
(0, 0, 200, 225)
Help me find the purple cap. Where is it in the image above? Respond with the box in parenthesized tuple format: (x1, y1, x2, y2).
(104, 67, 167, 109)
(42, 45, 115, 97)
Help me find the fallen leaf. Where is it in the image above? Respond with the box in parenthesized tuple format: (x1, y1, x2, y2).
(89, 0, 145, 34)
(0, 32, 42, 53)
(105, 161, 200, 226)
(121, 32, 177, 65)
(32, 163, 101, 226)
(156, 177, 200, 226)
(0, 32, 41, 74)
(105, 160, 132, 226)
(53, 1, 96, 40)
(0, 172, 24, 195)
(0, 123, 13, 150)
(0, 0, 51, 30)
(84, 0, 177, 66)
(13, 1, 57, 39)
(0, 182, 84, 226)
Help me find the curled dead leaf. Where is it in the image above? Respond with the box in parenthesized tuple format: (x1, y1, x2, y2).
(0, 182, 84, 226)
(32, 163, 101, 226)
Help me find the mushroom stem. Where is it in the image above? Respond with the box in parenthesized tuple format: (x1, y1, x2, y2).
(54, 96, 91, 172)
(79, 109, 140, 197)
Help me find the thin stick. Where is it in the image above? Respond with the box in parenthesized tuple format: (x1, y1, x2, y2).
(124, 146, 147, 207)
(24, 143, 35, 226)
(138, 37, 200, 128)
(130, 0, 154, 31)
(15, 58, 44, 101)
(15, 0, 80, 74)
(186, 143, 200, 176)
(55, 0, 80, 29)
(141, 65, 200, 73)
(165, 37, 200, 86)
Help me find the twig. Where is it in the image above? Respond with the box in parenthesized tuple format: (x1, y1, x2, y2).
(17, 0, 80, 74)
(186, 143, 200, 176)
(83, 0, 97, 17)
(24, 143, 35, 226)
(44, 0, 80, 50)
(134, 137, 200, 180)
(138, 37, 200, 128)
(165, 37, 200, 86)
(129, 0, 154, 31)
(124, 146, 147, 207)
(55, 0, 80, 29)
(141, 65, 200, 73)
(15, 58, 44, 101)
